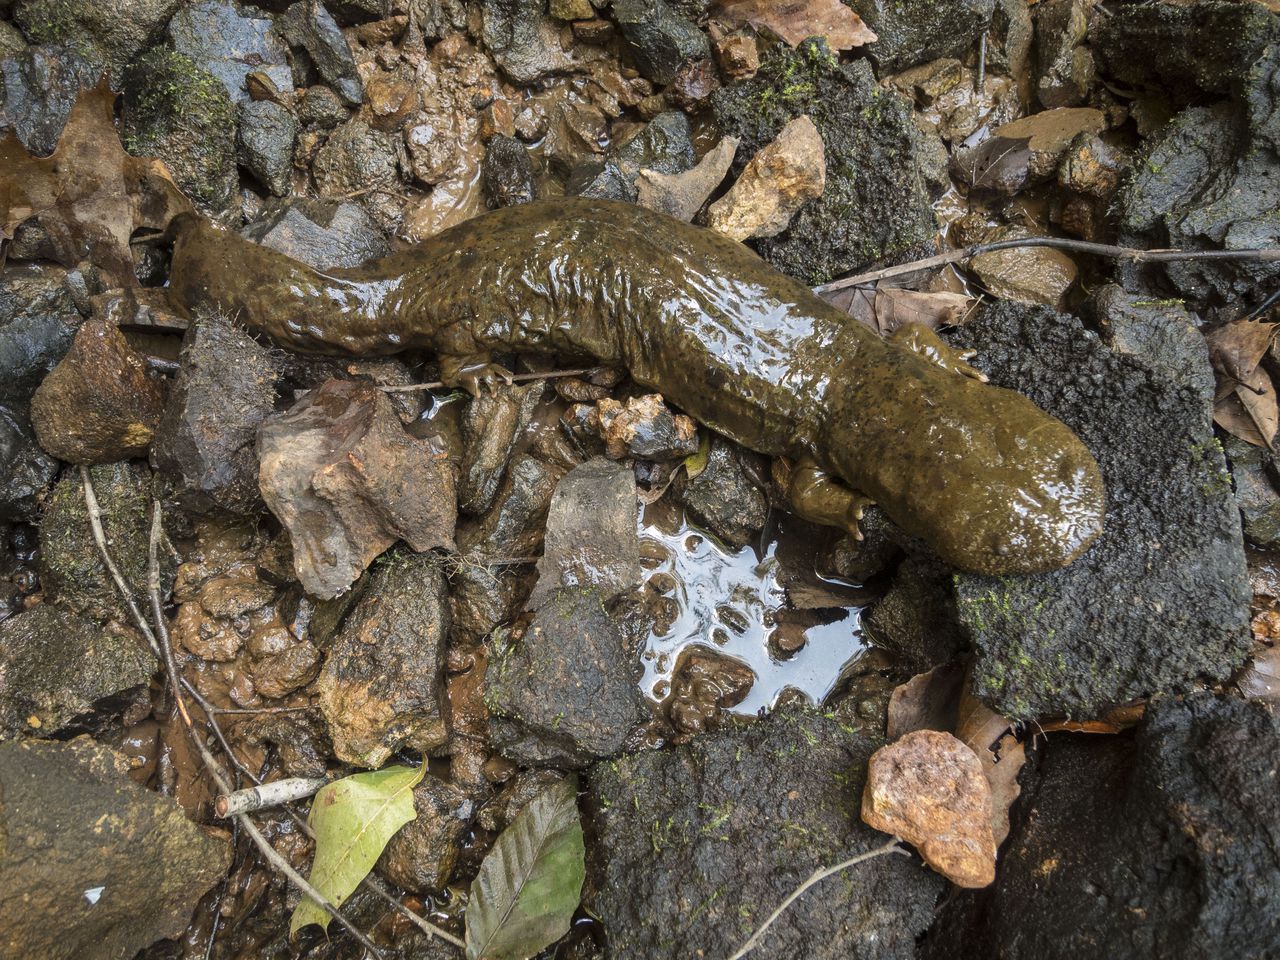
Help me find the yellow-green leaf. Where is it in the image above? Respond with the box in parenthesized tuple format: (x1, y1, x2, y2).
(683, 431, 711, 480)
(289, 764, 424, 936)
(465, 778, 585, 960)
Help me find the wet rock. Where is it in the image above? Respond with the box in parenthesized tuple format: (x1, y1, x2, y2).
(612, 0, 709, 85)
(635, 134, 738, 221)
(712, 27, 759, 80)
(481, 0, 582, 84)
(0, 264, 84, 405)
(29, 312, 166, 463)
(482, 133, 536, 208)
(240, 197, 390, 269)
(257, 379, 456, 600)
(664, 646, 754, 734)
(167, 0, 292, 105)
(549, 0, 592, 19)
(955, 107, 1106, 194)
(377, 774, 474, 893)
(588, 705, 945, 958)
(1224, 437, 1280, 550)
(713, 39, 936, 284)
(457, 453, 562, 559)
(596, 394, 699, 461)
(0, 604, 154, 740)
(173, 572, 276, 662)
(237, 708, 331, 778)
(927, 694, 1280, 959)
(121, 48, 237, 214)
(458, 380, 544, 516)
(152, 315, 279, 516)
(863, 729, 996, 888)
(39, 462, 169, 621)
(864, 556, 966, 675)
(948, 302, 1249, 719)
(0, 736, 230, 960)
(969, 229, 1077, 308)
(1053, 131, 1125, 239)
(0, 41, 102, 155)
(237, 100, 298, 197)
(844, 0, 995, 74)
(1088, 284, 1214, 408)
(667, 57, 720, 111)
(530, 458, 640, 609)
(311, 118, 402, 226)
(12, 0, 183, 85)
(246, 620, 320, 698)
(298, 83, 349, 128)
(279, 0, 363, 106)
(1032, 0, 1094, 108)
(0, 405, 57, 522)
(486, 586, 650, 768)
(681, 436, 769, 548)
(707, 114, 826, 241)
(449, 559, 530, 646)
(816, 509, 904, 584)
(316, 551, 449, 766)
(477, 767, 564, 832)
(571, 110, 695, 203)
(0, 21, 27, 57)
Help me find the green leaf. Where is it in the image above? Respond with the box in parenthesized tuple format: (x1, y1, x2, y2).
(466, 778, 585, 960)
(289, 764, 424, 936)
(683, 430, 711, 479)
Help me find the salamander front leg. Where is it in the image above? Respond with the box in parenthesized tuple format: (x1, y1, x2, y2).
(890, 322, 988, 382)
(785, 457, 875, 540)
(439, 353, 515, 397)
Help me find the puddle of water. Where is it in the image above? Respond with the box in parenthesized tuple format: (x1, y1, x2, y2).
(637, 501, 872, 716)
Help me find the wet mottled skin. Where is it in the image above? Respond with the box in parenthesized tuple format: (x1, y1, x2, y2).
(168, 198, 1104, 575)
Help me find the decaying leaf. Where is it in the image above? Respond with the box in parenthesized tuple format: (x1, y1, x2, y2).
(954, 136, 1035, 194)
(683, 430, 712, 480)
(1037, 702, 1146, 734)
(819, 285, 976, 337)
(466, 778, 585, 960)
(713, 0, 877, 49)
(1215, 388, 1269, 446)
(1205, 319, 1278, 385)
(862, 729, 996, 888)
(886, 661, 964, 739)
(0, 81, 192, 286)
(290, 764, 424, 935)
(1236, 365, 1279, 448)
(984, 733, 1024, 848)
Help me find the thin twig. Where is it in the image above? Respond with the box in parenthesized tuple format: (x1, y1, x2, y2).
(812, 238, 1280, 294)
(726, 839, 909, 960)
(217, 777, 331, 817)
(381, 367, 599, 393)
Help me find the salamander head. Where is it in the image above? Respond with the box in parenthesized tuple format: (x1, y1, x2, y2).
(838, 377, 1105, 576)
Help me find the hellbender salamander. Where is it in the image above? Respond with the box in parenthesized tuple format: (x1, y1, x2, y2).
(168, 198, 1104, 575)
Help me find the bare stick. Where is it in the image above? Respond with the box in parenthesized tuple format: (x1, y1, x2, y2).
(381, 367, 599, 393)
(812, 238, 1280, 295)
(725, 839, 909, 960)
(217, 777, 330, 817)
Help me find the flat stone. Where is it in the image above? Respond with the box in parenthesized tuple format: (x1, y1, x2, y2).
(458, 380, 544, 516)
(12, 0, 183, 85)
(377, 774, 474, 893)
(0, 42, 102, 155)
(948, 302, 1250, 719)
(530, 458, 640, 608)
(317, 551, 450, 766)
(240, 198, 390, 269)
(167, 0, 292, 104)
(0, 736, 229, 960)
(587, 703, 945, 959)
(481, 0, 583, 84)
(257, 379, 456, 600)
(844, 0, 995, 74)
(279, 0, 363, 106)
(612, 0, 709, 85)
(0, 604, 154, 740)
(635, 135, 738, 221)
(236, 99, 298, 198)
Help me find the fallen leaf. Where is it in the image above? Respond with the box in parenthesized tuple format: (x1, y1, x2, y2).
(683, 430, 712, 480)
(1037, 702, 1145, 734)
(862, 729, 996, 888)
(1215, 389, 1269, 446)
(1205, 319, 1278, 384)
(1235, 365, 1278, 449)
(984, 733, 1024, 847)
(873, 289, 975, 336)
(955, 684, 1012, 757)
(636, 136, 739, 222)
(290, 764, 425, 935)
(1237, 645, 1280, 703)
(818, 284, 879, 331)
(713, 0, 877, 49)
(953, 136, 1034, 194)
(886, 662, 965, 740)
(466, 778, 585, 960)
(0, 81, 192, 286)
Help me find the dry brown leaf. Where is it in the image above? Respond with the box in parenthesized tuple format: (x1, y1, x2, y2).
(0, 81, 192, 286)
(873, 289, 975, 336)
(1037, 701, 1145, 734)
(713, 0, 877, 49)
(1205, 319, 1278, 384)
(886, 662, 964, 740)
(817, 284, 878, 330)
(1215, 389, 1268, 446)
(1235, 365, 1279, 449)
(984, 734, 1024, 847)
(956, 684, 1012, 757)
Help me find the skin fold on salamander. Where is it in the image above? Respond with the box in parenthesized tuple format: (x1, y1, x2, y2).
(167, 197, 1105, 576)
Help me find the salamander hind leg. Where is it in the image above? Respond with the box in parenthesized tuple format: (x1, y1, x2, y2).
(784, 457, 875, 541)
(439, 353, 515, 397)
(889, 322, 988, 382)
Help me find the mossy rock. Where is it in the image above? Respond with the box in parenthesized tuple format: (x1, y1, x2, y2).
(121, 47, 237, 214)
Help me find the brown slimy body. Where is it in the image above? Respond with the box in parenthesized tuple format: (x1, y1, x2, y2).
(169, 198, 1104, 575)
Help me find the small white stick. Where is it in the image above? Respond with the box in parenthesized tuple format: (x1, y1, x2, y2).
(216, 777, 330, 818)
